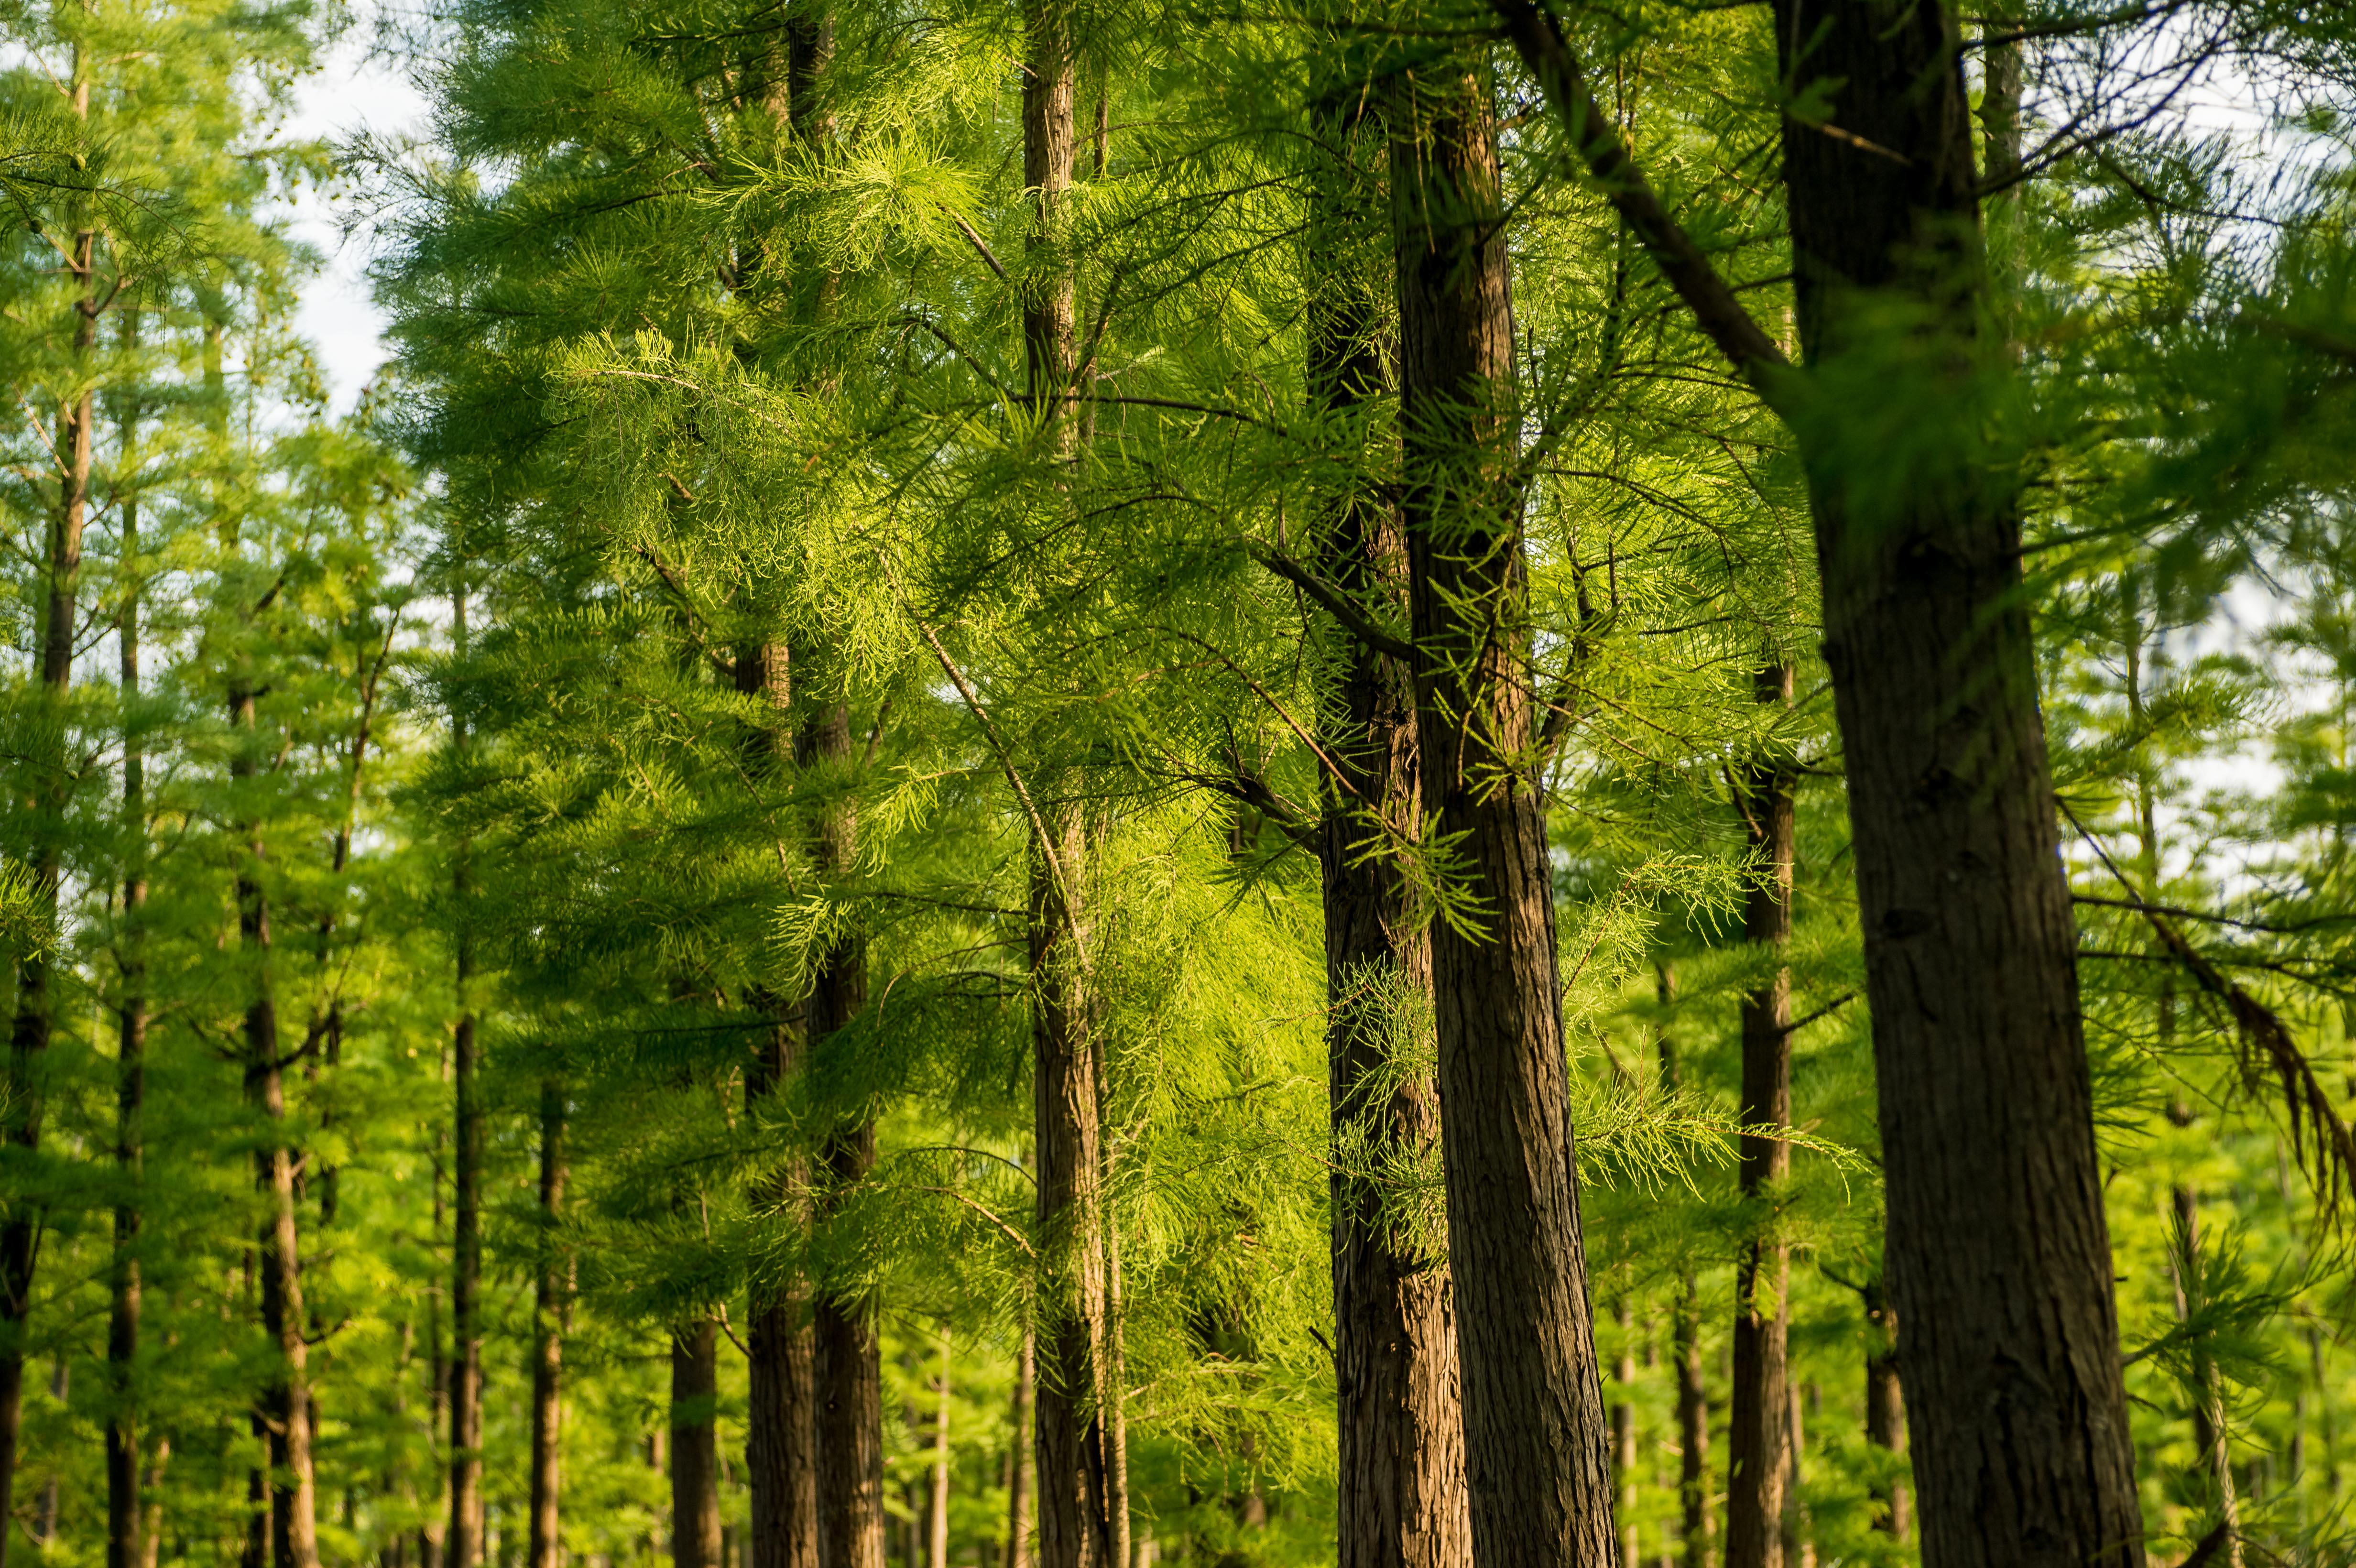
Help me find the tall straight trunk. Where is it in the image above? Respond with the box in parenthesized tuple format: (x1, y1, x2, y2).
(1612, 1300, 1637, 1568)
(928, 1332, 951, 1568)
(1031, 810, 1115, 1568)
(233, 677, 323, 1568)
(1004, 1329, 1034, 1568)
(422, 1120, 451, 1568)
(1779, 1387, 1810, 1568)
(1862, 1284, 1907, 1541)
(1768, 5, 2143, 1562)
(741, 642, 822, 1568)
(140, 1438, 167, 1568)
(1390, 51, 1618, 1568)
(1309, 78, 1470, 1568)
(447, 577, 486, 1568)
(528, 1080, 569, 1568)
(109, 331, 149, 1568)
(1656, 971, 1708, 1568)
(674, 1321, 726, 1568)
(0, 180, 98, 1568)
(807, 695, 883, 1568)
(1726, 663, 1795, 1568)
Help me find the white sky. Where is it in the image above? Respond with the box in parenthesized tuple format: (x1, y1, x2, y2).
(277, 8, 431, 415)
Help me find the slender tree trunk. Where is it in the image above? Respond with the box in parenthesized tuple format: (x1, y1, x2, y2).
(1390, 49, 1619, 1568)
(1005, 1329, 1034, 1568)
(1769, 5, 2144, 1562)
(929, 1333, 951, 1568)
(448, 576, 485, 1568)
(672, 1321, 725, 1568)
(529, 1080, 569, 1568)
(1612, 1299, 1638, 1568)
(140, 1437, 168, 1568)
(423, 1122, 451, 1568)
(1779, 1387, 1810, 1568)
(109, 348, 149, 1568)
(1309, 79, 1470, 1568)
(1727, 663, 1796, 1568)
(1863, 1285, 1908, 1541)
(0, 200, 98, 1568)
(1656, 969, 1709, 1568)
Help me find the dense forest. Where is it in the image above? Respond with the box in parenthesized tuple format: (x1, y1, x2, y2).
(0, 0, 2353, 1565)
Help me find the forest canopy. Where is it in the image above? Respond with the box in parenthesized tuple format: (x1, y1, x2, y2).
(0, 0, 2353, 1568)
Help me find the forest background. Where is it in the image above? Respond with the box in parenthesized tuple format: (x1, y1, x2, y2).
(0, 0, 2352, 1568)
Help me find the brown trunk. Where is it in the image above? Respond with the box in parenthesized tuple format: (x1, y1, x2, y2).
(109, 360, 149, 1568)
(0, 206, 99, 1568)
(140, 1437, 167, 1568)
(1309, 83, 1470, 1568)
(1770, 5, 2143, 1563)
(929, 1333, 951, 1568)
(1391, 51, 1617, 1568)
(1005, 1328, 1034, 1568)
(1862, 1284, 1907, 1541)
(423, 1124, 451, 1568)
(1779, 1386, 1810, 1568)
(1022, 0, 1075, 435)
(1727, 663, 1795, 1568)
(1612, 1300, 1638, 1568)
(1657, 970, 1709, 1568)
(674, 1321, 726, 1568)
(447, 576, 485, 1568)
(529, 1080, 569, 1568)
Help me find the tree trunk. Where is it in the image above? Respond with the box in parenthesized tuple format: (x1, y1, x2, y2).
(109, 369, 149, 1568)
(1657, 969, 1710, 1568)
(2169, 1160, 2241, 1565)
(0, 208, 98, 1568)
(929, 1333, 951, 1568)
(529, 1080, 569, 1568)
(1727, 663, 1796, 1568)
(1005, 1328, 1034, 1568)
(1390, 49, 1619, 1568)
(674, 1321, 726, 1568)
(1863, 1284, 1908, 1542)
(1779, 1386, 1810, 1568)
(448, 574, 485, 1568)
(1612, 1299, 1638, 1568)
(423, 1122, 451, 1568)
(1309, 81, 1470, 1568)
(1769, 5, 2144, 1563)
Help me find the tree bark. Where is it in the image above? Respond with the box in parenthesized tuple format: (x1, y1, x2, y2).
(1766, 6, 2145, 1564)
(674, 1320, 726, 1568)
(1612, 1299, 1638, 1568)
(0, 204, 98, 1568)
(529, 1080, 569, 1568)
(1309, 82, 1471, 1568)
(1390, 50, 1619, 1568)
(1862, 1283, 1908, 1542)
(447, 577, 486, 1568)
(929, 1332, 952, 1568)
(1005, 1328, 1035, 1568)
(1727, 662, 1795, 1568)
(109, 347, 149, 1568)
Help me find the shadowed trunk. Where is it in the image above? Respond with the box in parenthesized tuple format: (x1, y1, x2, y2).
(1309, 76, 1471, 1568)
(1657, 970, 1708, 1568)
(109, 343, 149, 1568)
(447, 577, 485, 1568)
(1390, 48, 1619, 1568)
(1862, 1283, 1907, 1541)
(1005, 1329, 1035, 1568)
(1768, 4, 2144, 1562)
(529, 1080, 569, 1568)
(674, 1321, 725, 1568)
(1727, 662, 1795, 1568)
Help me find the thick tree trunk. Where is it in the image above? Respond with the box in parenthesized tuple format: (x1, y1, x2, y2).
(1390, 51, 1618, 1568)
(0, 218, 98, 1567)
(1309, 87, 1471, 1568)
(1727, 663, 1795, 1568)
(529, 1080, 569, 1568)
(109, 423, 149, 1568)
(1005, 1330, 1035, 1568)
(1862, 1284, 1908, 1541)
(674, 1321, 726, 1568)
(1769, 5, 2143, 1564)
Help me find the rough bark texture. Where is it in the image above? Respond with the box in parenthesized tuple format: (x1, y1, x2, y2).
(1390, 52, 1619, 1568)
(1309, 88, 1471, 1568)
(1727, 663, 1796, 1568)
(109, 440, 149, 1568)
(1863, 1285, 1908, 1541)
(1769, 4, 2143, 1564)
(673, 1321, 726, 1568)
(528, 1080, 568, 1568)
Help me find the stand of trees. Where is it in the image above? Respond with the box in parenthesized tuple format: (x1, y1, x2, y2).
(3, 0, 2356, 1567)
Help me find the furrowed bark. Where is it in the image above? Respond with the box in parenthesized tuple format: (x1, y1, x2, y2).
(1727, 662, 1796, 1568)
(1769, 4, 2144, 1561)
(1390, 48, 1620, 1568)
(528, 1079, 569, 1568)
(674, 1320, 726, 1568)
(1308, 79, 1471, 1568)
(109, 317, 149, 1568)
